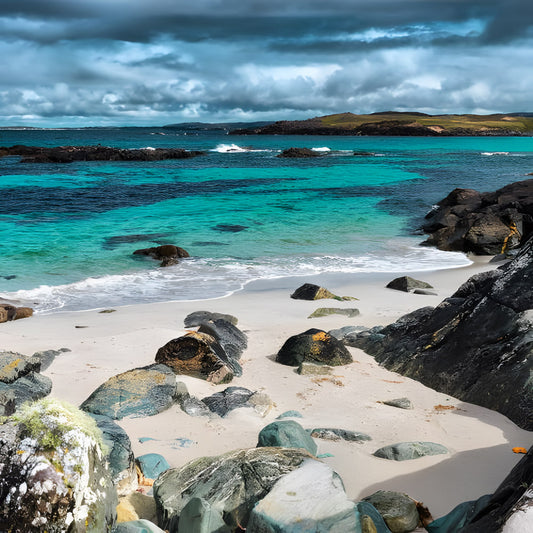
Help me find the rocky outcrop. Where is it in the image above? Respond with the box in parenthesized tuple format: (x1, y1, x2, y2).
(133, 244, 190, 267)
(80, 363, 179, 420)
(0, 145, 204, 163)
(421, 179, 533, 254)
(277, 147, 323, 158)
(153, 447, 315, 531)
(349, 238, 533, 430)
(0, 351, 52, 416)
(0, 398, 117, 532)
(276, 328, 353, 367)
(155, 331, 242, 383)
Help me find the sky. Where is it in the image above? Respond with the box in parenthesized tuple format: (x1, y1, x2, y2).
(0, 0, 532, 127)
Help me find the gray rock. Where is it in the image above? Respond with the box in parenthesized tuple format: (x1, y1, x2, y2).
(310, 428, 372, 442)
(0, 371, 52, 416)
(113, 519, 166, 533)
(177, 497, 230, 533)
(363, 490, 419, 533)
(373, 442, 448, 461)
(201, 386, 255, 417)
(153, 447, 314, 531)
(329, 325, 369, 341)
(350, 238, 533, 430)
(31, 348, 70, 371)
(308, 307, 360, 318)
(0, 351, 40, 383)
(413, 289, 438, 295)
(276, 328, 353, 367)
(181, 395, 213, 417)
(382, 398, 413, 410)
(386, 276, 433, 292)
(197, 318, 247, 360)
(247, 459, 359, 532)
(89, 413, 137, 495)
(184, 311, 238, 327)
(80, 363, 178, 420)
(257, 420, 318, 456)
(0, 398, 117, 532)
(136, 453, 171, 480)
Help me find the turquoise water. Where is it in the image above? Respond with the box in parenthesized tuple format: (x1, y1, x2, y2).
(1, 128, 532, 312)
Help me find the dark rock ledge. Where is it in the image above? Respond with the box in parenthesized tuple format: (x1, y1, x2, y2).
(0, 145, 205, 163)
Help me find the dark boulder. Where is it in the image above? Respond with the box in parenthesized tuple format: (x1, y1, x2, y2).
(155, 331, 242, 383)
(197, 318, 247, 359)
(276, 328, 353, 367)
(349, 238, 533, 430)
(422, 179, 533, 254)
(291, 282, 357, 301)
(201, 386, 254, 417)
(184, 310, 238, 327)
(386, 276, 433, 292)
(133, 244, 190, 267)
(277, 147, 322, 158)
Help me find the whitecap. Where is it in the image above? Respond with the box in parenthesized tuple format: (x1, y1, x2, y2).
(481, 151, 509, 156)
(311, 147, 331, 152)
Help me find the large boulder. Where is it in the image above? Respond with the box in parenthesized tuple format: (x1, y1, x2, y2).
(0, 398, 117, 532)
(153, 447, 315, 532)
(80, 363, 179, 420)
(155, 331, 242, 383)
(350, 238, 533, 430)
(0, 351, 52, 416)
(421, 179, 533, 254)
(276, 328, 353, 367)
(247, 459, 360, 532)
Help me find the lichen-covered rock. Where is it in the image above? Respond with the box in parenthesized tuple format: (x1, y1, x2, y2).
(153, 447, 314, 531)
(373, 442, 448, 461)
(308, 307, 360, 318)
(276, 328, 353, 367)
(363, 491, 419, 533)
(0, 398, 117, 532)
(0, 351, 40, 383)
(247, 459, 359, 532)
(290, 283, 356, 301)
(155, 331, 241, 383)
(351, 238, 533, 430)
(257, 420, 318, 456)
(80, 363, 178, 420)
(89, 413, 137, 495)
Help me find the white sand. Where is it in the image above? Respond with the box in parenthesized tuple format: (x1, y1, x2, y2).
(1, 257, 531, 520)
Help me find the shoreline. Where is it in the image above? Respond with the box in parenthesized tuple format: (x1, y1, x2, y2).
(1, 256, 530, 520)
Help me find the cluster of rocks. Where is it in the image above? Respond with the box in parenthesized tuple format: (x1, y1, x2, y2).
(0, 145, 205, 163)
(421, 178, 533, 255)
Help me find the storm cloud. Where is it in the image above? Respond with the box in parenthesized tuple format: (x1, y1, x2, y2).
(0, 0, 531, 126)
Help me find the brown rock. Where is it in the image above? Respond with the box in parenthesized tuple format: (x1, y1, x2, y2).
(14, 307, 33, 320)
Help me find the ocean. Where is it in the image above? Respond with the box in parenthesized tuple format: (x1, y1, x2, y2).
(1, 127, 532, 313)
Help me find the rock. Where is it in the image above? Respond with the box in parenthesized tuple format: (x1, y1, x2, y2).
(133, 244, 190, 267)
(308, 307, 360, 318)
(421, 179, 533, 254)
(328, 325, 369, 341)
(248, 391, 274, 417)
(114, 519, 166, 533)
(381, 398, 413, 410)
(456, 446, 533, 532)
(180, 395, 213, 417)
(350, 238, 533, 430)
(426, 494, 492, 533)
(89, 413, 137, 495)
(247, 459, 360, 532)
(355, 501, 394, 533)
(0, 304, 32, 323)
(153, 447, 314, 531)
(184, 310, 238, 327)
(291, 283, 357, 301)
(277, 410, 303, 419)
(309, 428, 372, 442)
(413, 289, 438, 295)
(155, 331, 241, 383)
(178, 497, 230, 533)
(297, 362, 334, 375)
(257, 420, 318, 456)
(31, 347, 70, 371)
(80, 363, 179, 420)
(276, 328, 353, 367)
(0, 398, 117, 532)
(373, 442, 448, 461)
(277, 147, 323, 158)
(363, 490, 419, 533)
(197, 318, 248, 359)
(0, 352, 52, 416)
(386, 276, 433, 292)
(201, 386, 254, 417)
(136, 453, 171, 481)
(116, 492, 158, 524)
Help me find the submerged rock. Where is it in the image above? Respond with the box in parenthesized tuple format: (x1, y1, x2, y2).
(0, 398, 117, 532)
(277, 147, 323, 158)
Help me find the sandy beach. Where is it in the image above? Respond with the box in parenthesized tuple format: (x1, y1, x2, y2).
(0, 257, 530, 522)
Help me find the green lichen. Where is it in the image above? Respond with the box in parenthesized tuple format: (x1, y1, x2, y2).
(10, 398, 106, 452)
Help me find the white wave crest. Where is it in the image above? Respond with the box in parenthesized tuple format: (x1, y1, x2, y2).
(210, 143, 271, 153)
(311, 147, 331, 152)
(481, 151, 509, 156)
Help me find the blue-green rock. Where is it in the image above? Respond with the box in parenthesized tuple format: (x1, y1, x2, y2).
(276, 410, 303, 419)
(177, 497, 230, 533)
(257, 420, 317, 456)
(136, 453, 170, 480)
(354, 501, 393, 533)
(113, 519, 165, 533)
(362, 490, 419, 533)
(426, 494, 492, 533)
(373, 441, 448, 461)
